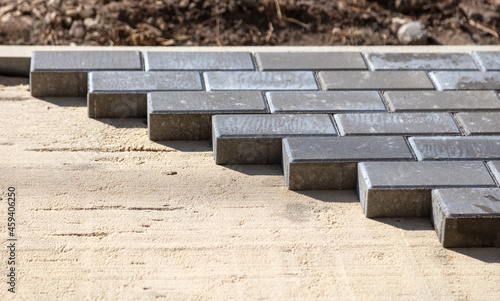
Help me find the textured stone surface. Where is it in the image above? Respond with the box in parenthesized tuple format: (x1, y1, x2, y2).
(397, 21, 428, 45)
(383, 91, 500, 112)
(213, 114, 337, 164)
(429, 71, 500, 90)
(318, 71, 435, 90)
(432, 188, 500, 247)
(255, 52, 367, 71)
(0, 56, 30, 76)
(488, 161, 500, 185)
(455, 112, 500, 135)
(334, 113, 460, 136)
(409, 137, 500, 161)
(472, 51, 500, 71)
(88, 93, 147, 118)
(266, 91, 386, 113)
(204, 71, 319, 91)
(145, 51, 255, 71)
(364, 53, 478, 71)
(283, 136, 414, 190)
(358, 161, 496, 218)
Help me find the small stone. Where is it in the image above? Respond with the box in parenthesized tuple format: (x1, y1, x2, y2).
(66, 9, 80, 18)
(80, 7, 95, 19)
(397, 21, 428, 45)
(84, 18, 99, 30)
(69, 20, 86, 39)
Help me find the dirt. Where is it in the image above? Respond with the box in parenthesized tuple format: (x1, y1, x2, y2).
(1, 0, 500, 47)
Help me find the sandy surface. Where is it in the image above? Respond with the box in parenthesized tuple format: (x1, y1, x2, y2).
(0, 75, 499, 300)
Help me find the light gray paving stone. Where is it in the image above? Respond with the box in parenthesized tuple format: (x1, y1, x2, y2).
(409, 136, 500, 161)
(488, 161, 500, 185)
(0, 56, 30, 77)
(472, 51, 500, 71)
(383, 91, 500, 112)
(266, 91, 387, 113)
(364, 52, 478, 71)
(283, 136, 414, 190)
(358, 161, 496, 218)
(88, 71, 202, 118)
(429, 71, 500, 90)
(203, 71, 318, 91)
(455, 112, 500, 135)
(147, 91, 268, 141)
(144, 51, 255, 71)
(432, 188, 500, 247)
(318, 71, 435, 90)
(30, 51, 143, 97)
(213, 114, 337, 165)
(255, 52, 367, 71)
(334, 113, 461, 136)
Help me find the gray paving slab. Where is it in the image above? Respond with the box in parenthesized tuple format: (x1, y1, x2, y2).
(488, 161, 500, 185)
(472, 51, 500, 71)
(334, 113, 461, 136)
(432, 188, 500, 247)
(429, 71, 500, 90)
(266, 91, 387, 113)
(358, 161, 496, 218)
(0, 57, 30, 77)
(383, 91, 500, 112)
(144, 51, 255, 71)
(364, 52, 479, 71)
(318, 71, 435, 90)
(255, 52, 367, 71)
(203, 71, 319, 91)
(213, 114, 337, 164)
(455, 112, 500, 135)
(282, 136, 414, 190)
(409, 136, 500, 161)
(147, 91, 268, 141)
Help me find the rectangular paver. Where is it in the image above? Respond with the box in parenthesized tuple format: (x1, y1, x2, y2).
(432, 188, 500, 247)
(147, 91, 268, 141)
(488, 161, 500, 185)
(408, 136, 500, 161)
(0, 56, 30, 77)
(30, 51, 143, 97)
(383, 91, 500, 112)
(472, 51, 500, 71)
(429, 71, 500, 90)
(364, 52, 478, 71)
(145, 51, 255, 71)
(358, 161, 496, 218)
(255, 52, 367, 71)
(203, 71, 319, 91)
(88, 71, 203, 118)
(318, 71, 435, 90)
(334, 113, 461, 136)
(213, 114, 337, 165)
(283, 136, 414, 190)
(455, 112, 500, 135)
(266, 91, 387, 113)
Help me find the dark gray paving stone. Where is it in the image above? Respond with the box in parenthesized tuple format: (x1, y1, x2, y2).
(203, 71, 319, 91)
(213, 114, 337, 164)
(488, 161, 500, 185)
(255, 52, 367, 71)
(318, 71, 435, 90)
(283, 136, 414, 190)
(409, 136, 500, 161)
(144, 51, 255, 71)
(0, 56, 30, 77)
(358, 161, 496, 218)
(364, 52, 478, 71)
(147, 91, 268, 141)
(30, 51, 143, 97)
(472, 51, 500, 71)
(334, 113, 461, 136)
(455, 112, 500, 135)
(429, 71, 500, 90)
(88, 71, 203, 118)
(266, 91, 387, 113)
(383, 91, 500, 112)
(432, 188, 500, 247)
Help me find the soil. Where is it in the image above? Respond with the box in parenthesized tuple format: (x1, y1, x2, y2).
(1, 0, 500, 47)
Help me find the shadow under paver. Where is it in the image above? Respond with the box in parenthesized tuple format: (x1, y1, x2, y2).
(408, 136, 500, 161)
(472, 51, 500, 71)
(455, 112, 500, 135)
(363, 52, 478, 71)
(432, 188, 500, 247)
(144, 51, 255, 71)
(358, 161, 496, 218)
(255, 52, 367, 71)
(429, 71, 500, 90)
(318, 71, 435, 90)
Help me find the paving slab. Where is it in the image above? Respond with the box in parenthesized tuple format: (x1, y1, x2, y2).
(409, 136, 500, 161)
(429, 71, 500, 90)
(488, 161, 500, 185)
(472, 51, 500, 71)
(266, 91, 387, 113)
(318, 71, 435, 90)
(255, 52, 367, 71)
(334, 112, 461, 136)
(88, 71, 203, 118)
(283, 136, 414, 190)
(364, 52, 478, 71)
(213, 114, 337, 164)
(203, 71, 319, 91)
(30, 51, 143, 97)
(432, 188, 500, 247)
(147, 91, 268, 141)
(144, 51, 255, 71)
(455, 112, 500, 135)
(0, 56, 30, 77)
(358, 161, 496, 218)
(383, 91, 500, 112)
